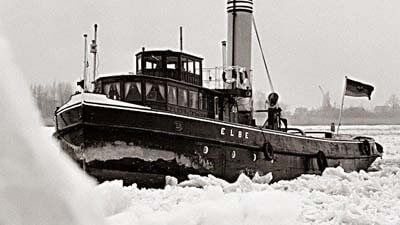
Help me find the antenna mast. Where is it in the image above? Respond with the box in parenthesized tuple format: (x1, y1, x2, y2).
(90, 24, 98, 83)
(180, 26, 183, 52)
(82, 34, 88, 91)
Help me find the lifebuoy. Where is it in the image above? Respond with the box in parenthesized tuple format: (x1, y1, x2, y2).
(222, 71, 227, 82)
(262, 142, 274, 161)
(316, 151, 328, 172)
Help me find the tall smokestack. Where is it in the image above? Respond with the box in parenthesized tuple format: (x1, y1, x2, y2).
(227, 0, 253, 76)
(226, 0, 254, 125)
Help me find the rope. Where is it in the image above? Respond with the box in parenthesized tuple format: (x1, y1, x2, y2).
(252, 15, 275, 93)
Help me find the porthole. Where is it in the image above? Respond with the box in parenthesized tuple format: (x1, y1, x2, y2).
(231, 150, 236, 159)
(203, 146, 209, 154)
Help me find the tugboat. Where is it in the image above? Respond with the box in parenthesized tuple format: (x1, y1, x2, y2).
(55, 0, 383, 187)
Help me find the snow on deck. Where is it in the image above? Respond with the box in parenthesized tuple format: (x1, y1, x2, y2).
(95, 72, 134, 80)
(57, 92, 150, 114)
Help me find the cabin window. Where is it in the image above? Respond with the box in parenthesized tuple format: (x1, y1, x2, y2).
(188, 59, 194, 73)
(144, 55, 162, 69)
(198, 92, 208, 110)
(195, 61, 201, 75)
(202, 94, 208, 110)
(178, 88, 188, 107)
(214, 96, 219, 119)
(166, 56, 178, 69)
(137, 56, 142, 71)
(125, 82, 142, 101)
(181, 57, 188, 72)
(146, 82, 166, 102)
(189, 91, 198, 109)
(94, 81, 102, 94)
(104, 82, 121, 100)
(168, 86, 177, 105)
(199, 93, 203, 110)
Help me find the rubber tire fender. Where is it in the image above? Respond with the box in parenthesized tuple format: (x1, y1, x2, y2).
(316, 151, 328, 172)
(363, 140, 371, 155)
(376, 142, 383, 154)
(262, 142, 274, 161)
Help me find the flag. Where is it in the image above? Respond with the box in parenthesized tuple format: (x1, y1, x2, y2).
(345, 77, 374, 100)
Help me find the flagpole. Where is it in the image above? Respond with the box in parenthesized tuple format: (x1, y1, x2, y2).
(337, 76, 347, 134)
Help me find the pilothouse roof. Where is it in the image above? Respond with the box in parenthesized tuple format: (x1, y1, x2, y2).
(135, 49, 203, 61)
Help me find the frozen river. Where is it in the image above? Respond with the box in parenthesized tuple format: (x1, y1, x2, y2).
(44, 125, 400, 225)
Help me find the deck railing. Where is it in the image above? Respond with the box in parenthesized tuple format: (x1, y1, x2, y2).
(202, 66, 252, 90)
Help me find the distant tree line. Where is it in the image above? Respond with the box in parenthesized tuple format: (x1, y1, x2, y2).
(288, 93, 400, 125)
(253, 91, 400, 125)
(31, 82, 74, 125)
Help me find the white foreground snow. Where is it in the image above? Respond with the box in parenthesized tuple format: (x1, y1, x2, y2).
(0, 37, 106, 225)
(96, 177, 302, 225)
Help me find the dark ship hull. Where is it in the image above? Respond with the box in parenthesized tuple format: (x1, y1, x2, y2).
(55, 93, 382, 187)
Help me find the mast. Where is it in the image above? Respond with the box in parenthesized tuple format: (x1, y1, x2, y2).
(90, 24, 98, 84)
(83, 34, 88, 91)
(180, 26, 183, 52)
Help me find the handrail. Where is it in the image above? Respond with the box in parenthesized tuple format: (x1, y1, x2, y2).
(286, 128, 305, 136)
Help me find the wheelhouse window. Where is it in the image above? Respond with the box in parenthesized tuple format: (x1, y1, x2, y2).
(195, 61, 201, 75)
(178, 88, 188, 107)
(137, 56, 142, 71)
(104, 82, 121, 100)
(125, 82, 142, 101)
(144, 55, 162, 69)
(189, 91, 198, 109)
(145, 82, 165, 102)
(188, 59, 194, 73)
(166, 56, 178, 69)
(168, 86, 177, 105)
(181, 57, 188, 72)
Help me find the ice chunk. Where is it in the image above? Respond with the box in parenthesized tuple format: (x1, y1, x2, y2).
(165, 176, 178, 186)
(252, 172, 273, 184)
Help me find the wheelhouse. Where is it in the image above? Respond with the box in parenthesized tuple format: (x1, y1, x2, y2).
(94, 50, 218, 119)
(136, 50, 203, 86)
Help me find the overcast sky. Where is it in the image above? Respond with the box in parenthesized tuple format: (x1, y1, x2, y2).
(1, 0, 399, 109)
